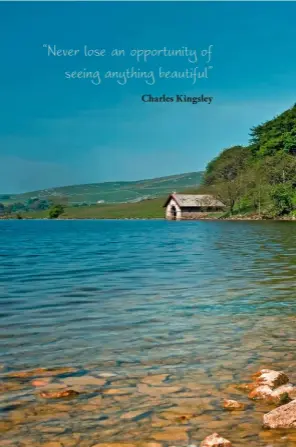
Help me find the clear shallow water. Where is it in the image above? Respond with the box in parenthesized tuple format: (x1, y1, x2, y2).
(0, 220, 296, 447)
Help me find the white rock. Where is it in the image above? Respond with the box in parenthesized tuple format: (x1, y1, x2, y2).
(249, 383, 295, 401)
(200, 433, 232, 447)
(254, 369, 289, 389)
(248, 369, 295, 402)
(263, 399, 296, 428)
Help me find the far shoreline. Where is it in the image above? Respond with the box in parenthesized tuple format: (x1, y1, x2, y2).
(1, 216, 296, 222)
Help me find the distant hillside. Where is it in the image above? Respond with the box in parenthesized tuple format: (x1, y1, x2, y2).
(1, 172, 203, 205)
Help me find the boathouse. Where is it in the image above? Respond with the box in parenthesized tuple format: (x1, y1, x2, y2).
(164, 193, 225, 220)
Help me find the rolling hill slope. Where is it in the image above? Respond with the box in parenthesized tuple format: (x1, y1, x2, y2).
(2, 172, 203, 205)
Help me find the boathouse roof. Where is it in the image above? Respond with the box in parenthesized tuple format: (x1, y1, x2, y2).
(163, 194, 225, 208)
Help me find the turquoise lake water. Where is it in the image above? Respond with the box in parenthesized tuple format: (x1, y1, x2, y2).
(0, 220, 296, 447)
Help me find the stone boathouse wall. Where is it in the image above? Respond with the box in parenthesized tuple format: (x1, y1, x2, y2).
(166, 202, 222, 220)
(165, 198, 182, 220)
(181, 209, 210, 220)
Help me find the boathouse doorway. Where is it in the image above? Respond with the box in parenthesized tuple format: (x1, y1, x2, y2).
(171, 205, 177, 220)
(164, 196, 182, 220)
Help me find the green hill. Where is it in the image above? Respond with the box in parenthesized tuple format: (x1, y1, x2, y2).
(1, 171, 203, 206)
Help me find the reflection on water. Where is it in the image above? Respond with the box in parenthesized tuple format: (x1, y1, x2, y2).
(0, 220, 296, 446)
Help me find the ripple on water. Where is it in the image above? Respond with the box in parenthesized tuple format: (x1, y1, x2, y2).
(0, 220, 296, 446)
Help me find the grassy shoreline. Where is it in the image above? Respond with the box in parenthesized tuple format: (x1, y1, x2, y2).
(1, 197, 296, 222)
(1, 215, 296, 221)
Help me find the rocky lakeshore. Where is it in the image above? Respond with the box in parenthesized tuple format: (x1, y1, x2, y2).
(1, 220, 295, 447)
(1, 364, 296, 447)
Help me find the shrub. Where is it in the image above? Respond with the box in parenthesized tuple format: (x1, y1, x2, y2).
(270, 183, 295, 216)
(49, 204, 64, 219)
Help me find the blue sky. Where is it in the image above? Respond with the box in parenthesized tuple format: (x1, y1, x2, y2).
(0, 2, 296, 193)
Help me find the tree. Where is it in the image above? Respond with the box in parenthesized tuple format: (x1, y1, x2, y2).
(204, 146, 251, 186)
(260, 153, 296, 186)
(49, 204, 64, 219)
(5, 204, 13, 214)
(203, 146, 251, 214)
(27, 199, 50, 211)
(201, 103, 296, 218)
(270, 184, 295, 216)
(11, 202, 26, 212)
(250, 104, 296, 156)
(240, 163, 271, 215)
(211, 178, 243, 214)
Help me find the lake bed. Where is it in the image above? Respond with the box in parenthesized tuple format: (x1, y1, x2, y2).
(1, 220, 296, 447)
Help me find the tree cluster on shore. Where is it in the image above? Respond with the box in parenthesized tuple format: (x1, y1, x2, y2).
(201, 104, 296, 218)
(0, 196, 67, 219)
(0, 197, 52, 215)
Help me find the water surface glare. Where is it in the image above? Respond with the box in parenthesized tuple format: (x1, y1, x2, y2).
(0, 220, 296, 446)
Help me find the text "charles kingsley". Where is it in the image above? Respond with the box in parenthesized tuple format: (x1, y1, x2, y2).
(142, 94, 213, 104)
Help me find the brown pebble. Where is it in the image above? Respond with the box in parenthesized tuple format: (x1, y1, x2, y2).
(91, 444, 137, 447)
(32, 378, 51, 387)
(152, 427, 188, 442)
(141, 374, 169, 386)
(39, 389, 79, 399)
(8, 366, 76, 379)
(234, 383, 255, 392)
(41, 443, 63, 447)
(222, 399, 246, 411)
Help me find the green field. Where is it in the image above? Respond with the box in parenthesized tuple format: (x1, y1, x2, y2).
(1, 171, 203, 205)
(25, 197, 166, 219)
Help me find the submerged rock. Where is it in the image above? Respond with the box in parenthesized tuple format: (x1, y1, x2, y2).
(141, 374, 169, 386)
(222, 399, 245, 411)
(200, 433, 232, 447)
(61, 375, 106, 387)
(8, 366, 76, 379)
(0, 381, 25, 393)
(0, 421, 13, 433)
(31, 378, 52, 387)
(39, 389, 79, 399)
(137, 383, 182, 396)
(103, 388, 133, 396)
(152, 427, 188, 442)
(263, 399, 296, 428)
(234, 383, 255, 393)
(40, 442, 63, 447)
(160, 408, 198, 423)
(98, 372, 117, 378)
(120, 409, 150, 420)
(91, 444, 137, 447)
